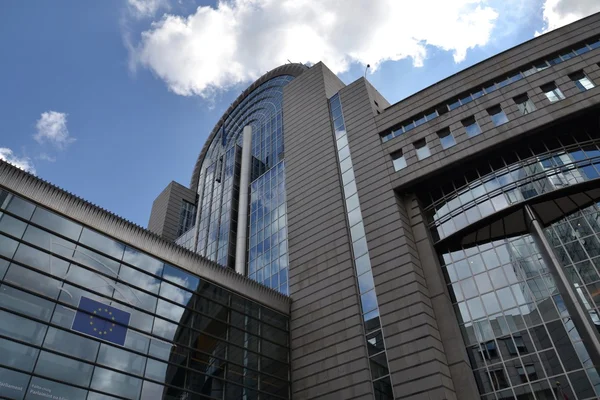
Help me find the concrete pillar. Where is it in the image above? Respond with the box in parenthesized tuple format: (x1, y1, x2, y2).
(235, 125, 252, 275)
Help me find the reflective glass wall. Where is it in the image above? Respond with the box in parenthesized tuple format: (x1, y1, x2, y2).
(192, 76, 293, 294)
(420, 122, 600, 242)
(0, 189, 290, 400)
(440, 234, 599, 399)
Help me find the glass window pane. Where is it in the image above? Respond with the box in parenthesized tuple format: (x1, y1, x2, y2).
(361, 289, 378, 313)
(336, 134, 348, 150)
(30, 207, 82, 241)
(97, 343, 146, 376)
(348, 206, 362, 227)
(338, 145, 350, 162)
(140, 381, 166, 399)
(43, 326, 99, 362)
(0, 366, 30, 400)
(3, 194, 35, 220)
(0, 258, 8, 280)
(366, 330, 385, 356)
(0, 234, 18, 259)
(341, 168, 355, 186)
(346, 194, 359, 212)
(34, 350, 94, 386)
(3, 262, 63, 300)
(353, 237, 368, 258)
(0, 213, 27, 238)
(344, 180, 357, 198)
(91, 367, 142, 399)
(0, 337, 39, 372)
(392, 154, 407, 171)
(28, 376, 88, 400)
(79, 228, 125, 259)
(369, 352, 389, 379)
(0, 284, 55, 322)
(350, 221, 366, 241)
(162, 264, 199, 291)
(122, 247, 163, 277)
(358, 272, 375, 293)
(355, 253, 371, 276)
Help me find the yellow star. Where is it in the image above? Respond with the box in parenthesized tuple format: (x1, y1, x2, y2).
(89, 316, 93, 319)
(111, 317, 115, 320)
(98, 307, 102, 311)
(112, 323, 115, 327)
(110, 329, 113, 332)
(105, 309, 108, 312)
(93, 328, 97, 331)
(93, 311, 97, 314)
(90, 322, 93, 325)
(109, 312, 112, 315)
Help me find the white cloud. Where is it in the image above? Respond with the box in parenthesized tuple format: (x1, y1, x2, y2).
(537, 0, 600, 35)
(38, 153, 56, 162)
(0, 148, 35, 174)
(34, 111, 75, 150)
(128, 0, 170, 18)
(131, 0, 499, 97)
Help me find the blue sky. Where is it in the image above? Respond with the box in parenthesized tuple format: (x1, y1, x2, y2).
(0, 0, 597, 227)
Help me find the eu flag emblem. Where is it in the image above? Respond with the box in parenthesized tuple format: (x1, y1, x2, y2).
(72, 296, 130, 346)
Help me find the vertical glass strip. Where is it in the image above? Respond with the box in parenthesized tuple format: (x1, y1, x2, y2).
(328, 93, 394, 399)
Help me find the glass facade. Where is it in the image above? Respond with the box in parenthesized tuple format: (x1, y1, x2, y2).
(248, 161, 288, 294)
(421, 119, 600, 242)
(419, 112, 600, 399)
(0, 188, 290, 400)
(193, 76, 293, 294)
(440, 233, 600, 399)
(329, 93, 394, 399)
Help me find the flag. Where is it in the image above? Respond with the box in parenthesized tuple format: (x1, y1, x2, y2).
(72, 296, 130, 346)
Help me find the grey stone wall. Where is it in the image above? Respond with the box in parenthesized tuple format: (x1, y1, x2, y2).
(339, 78, 480, 399)
(284, 62, 374, 399)
(148, 181, 196, 242)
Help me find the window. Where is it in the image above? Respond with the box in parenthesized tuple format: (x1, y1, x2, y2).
(490, 368, 509, 390)
(437, 128, 456, 149)
(570, 71, 595, 92)
(506, 335, 527, 355)
(514, 94, 536, 115)
(391, 150, 407, 171)
(462, 116, 482, 138)
(534, 60, 549, 71)
(448, 98, 461, 111)
(516, 364, 538, 383)
(414, 139, 431, 160)
(487, 105, 509, 127)
(541, 82, 565, 102)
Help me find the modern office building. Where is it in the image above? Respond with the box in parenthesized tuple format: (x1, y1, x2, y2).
(146, 11, 600, 400)
(1, 12, 600, 400)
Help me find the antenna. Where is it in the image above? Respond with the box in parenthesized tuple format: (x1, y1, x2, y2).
(364, 64, 371, 78)
(287, 59, 292, 64)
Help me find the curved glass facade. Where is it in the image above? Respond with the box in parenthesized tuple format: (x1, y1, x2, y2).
(421, 113, 600, 399)
(0, 189, 289, 400)
(421, 127, 600, 242)
(194, 76, 293, 294)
